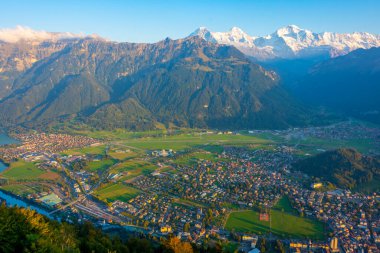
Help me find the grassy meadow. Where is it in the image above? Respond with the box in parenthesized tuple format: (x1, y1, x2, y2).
(1, 160, 45, 180)
(225, 197, 327, 240)
(94, 183, 141, 202)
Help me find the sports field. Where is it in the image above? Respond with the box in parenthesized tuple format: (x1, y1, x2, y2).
(94, 183, 141, 202)
(225, 197, 327, 240)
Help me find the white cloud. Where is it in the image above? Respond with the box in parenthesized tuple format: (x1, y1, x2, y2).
(0, 25, 95, 43)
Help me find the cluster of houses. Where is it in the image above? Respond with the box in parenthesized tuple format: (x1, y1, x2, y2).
(71, 170, 94, 193)
(2, 129, 379, 252)
(132, 148, 295, 212)
(287, 181, 380, 252)
(129, 145, 380, 251)
(0, 133, 98, 160)
(110, 192, 208, 240)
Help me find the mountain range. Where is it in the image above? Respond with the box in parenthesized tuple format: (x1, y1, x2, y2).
(0, 26, 101, 99)
(0, 35, 311, 130)
(190, 25, 380, 60)
(293, 47, 380, 124)
(0, 25, 379, 130)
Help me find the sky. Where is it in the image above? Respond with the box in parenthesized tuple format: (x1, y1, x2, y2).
(0, 0, 379, 43)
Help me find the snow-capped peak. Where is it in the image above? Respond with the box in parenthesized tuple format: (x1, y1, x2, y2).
(229, 27, 245, 35)
(190, 26, 256, 47)
(275, 25, 304, 36)
(190, 27, 210, 36)
(0, 25, 100, 43)
(189, 25, 380, 61)
(189, 27, 216, 43)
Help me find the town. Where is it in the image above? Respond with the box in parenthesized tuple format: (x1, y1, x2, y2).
(0, 121, 379, 252)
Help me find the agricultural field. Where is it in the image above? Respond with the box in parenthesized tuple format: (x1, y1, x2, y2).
(85, 159, 116, 172)
(289, 137, 377, 156)
(94, 183, 141, 202)
(118, 133, 270, 151)
(225, 197, 327, 240)
(108, 148, 140, 161)
(61, 144, 107, 156)
(158, 166, 178, 174)
(66, 120, 379, 156)
(111, 159, 156, 181)
(172, 151, 218, 166)
(0, 184, 39, 197)
(69, 128, 167, 140)
(39, 171, 60, 180)
(0, 160, 46, 180)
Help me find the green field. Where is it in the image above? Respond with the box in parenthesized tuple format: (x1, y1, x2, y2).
(225, 197, 326, 240)
(289, 136, 376, 156)
(1, 160, 45, 180)
(94, 183, 141, 202)
(112, 133, 270, 151)
(85, 159, 116, 172)
(64, 121, 379, 156)
(173, 151, 219, 165)
(108, 149, 139, 160)
(69, 129, 168, 140)
(62, 144, 106, 156)
(174, 198, 207, 208)
(225, 210, 326, 240)
(111, 159, 156, 180)
(273, 196, 297, 214)
(0, 184, 40, 196)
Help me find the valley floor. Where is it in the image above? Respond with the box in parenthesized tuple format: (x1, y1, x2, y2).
(0, 120, 379, 252)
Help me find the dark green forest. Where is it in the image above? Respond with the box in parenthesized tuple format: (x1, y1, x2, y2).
(0, 201, 208, 253)
(293, 148, 380, 190)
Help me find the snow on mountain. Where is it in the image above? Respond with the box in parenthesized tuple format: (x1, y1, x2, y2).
(0, 26, 101, 43)
(189, 27, 216, 43)
(189, 25, 380, 60)
(1, 25, 378, 60)
(211, 27, 256, 46)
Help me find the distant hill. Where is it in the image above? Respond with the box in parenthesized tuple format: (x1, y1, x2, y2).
(0, 36, 312, 130)
(293, 47, 380, 124)
(293, 148, 380, 190)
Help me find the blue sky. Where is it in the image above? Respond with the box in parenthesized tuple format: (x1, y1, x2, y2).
(1, 0, 379, 42)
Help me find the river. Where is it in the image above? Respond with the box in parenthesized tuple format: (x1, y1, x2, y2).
(0, 134, 52, 216)
(0, 190, 52, 218)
